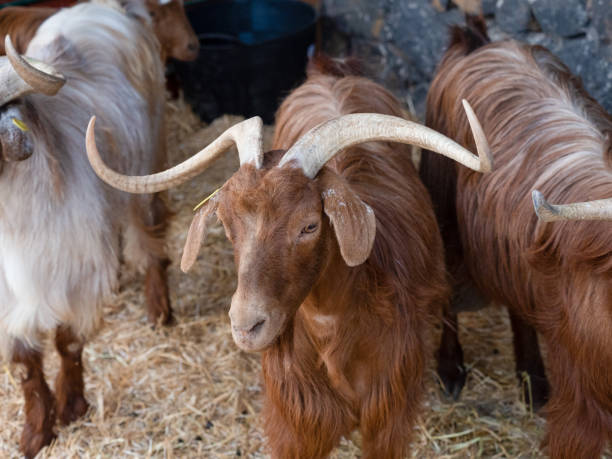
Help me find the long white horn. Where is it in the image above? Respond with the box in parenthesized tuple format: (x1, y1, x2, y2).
(1, 35, 65, 106)
(532, 190, 612, 222)
(278, 99, 492, 178)
(85, 116, 263, 193)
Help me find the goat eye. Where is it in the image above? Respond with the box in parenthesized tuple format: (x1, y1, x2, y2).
(301, 223, 318, 234)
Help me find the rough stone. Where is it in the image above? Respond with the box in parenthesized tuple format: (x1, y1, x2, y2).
(432, 0, 451, 12)
(451, 0, 481, 14)
(530, 0, 588, 37)
(589, 0, 612, 45)
(579, 48, 612, 113)
(384, 1, 464, 83)
(496, 0, 532, 34)
(554, 28, 599, 76)
(482, 0, 496, 15)
(322, 0, 386, 38)
(524, 31, 563, 54)
(320, 0, 612, 117)
(600, 43, 612, 61)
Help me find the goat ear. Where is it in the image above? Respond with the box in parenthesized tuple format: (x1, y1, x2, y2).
(180, 198, 218, 273)
(320, 171, 376, 266)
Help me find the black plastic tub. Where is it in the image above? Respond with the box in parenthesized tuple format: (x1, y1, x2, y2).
(174, 0, 316, 124)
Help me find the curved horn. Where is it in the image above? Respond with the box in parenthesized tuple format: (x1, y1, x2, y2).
(278, 99, 492, 178)
(532, 190, 612, 222)
(4, 35, 65, 99)
(85, 116, 263, 193)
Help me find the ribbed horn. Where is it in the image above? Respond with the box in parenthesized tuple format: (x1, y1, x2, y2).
(85, 116, 263, 193)
(2, 35, 65, 104)
(532, 190, 612, 222)
(278, 99, 491, 178)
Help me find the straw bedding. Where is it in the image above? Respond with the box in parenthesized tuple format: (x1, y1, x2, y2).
(0, 98, 547, 458)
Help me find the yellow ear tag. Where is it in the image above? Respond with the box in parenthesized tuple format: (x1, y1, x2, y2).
(193, 187, 221, 212)
(11, 118, 29, 132)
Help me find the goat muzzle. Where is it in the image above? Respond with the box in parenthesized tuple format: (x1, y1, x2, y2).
(229, 298, 286, 352)
(0, 107, 35, 163)
(0, 133, 33, 162)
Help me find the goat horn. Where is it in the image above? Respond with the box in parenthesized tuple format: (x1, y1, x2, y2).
(85, 116, 263, 193)
(532, 190, 612, 221)
(278, 99, 492, 178)
(3, 35, 65, 101)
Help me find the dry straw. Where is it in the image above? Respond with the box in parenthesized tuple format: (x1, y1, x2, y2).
(0, 98, 547, 458)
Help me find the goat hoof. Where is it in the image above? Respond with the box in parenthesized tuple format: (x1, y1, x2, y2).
(147, 306, 174, 327)
(57, 393, 89, 425)
(144, 256, 173, 327)
(145, 273, 173, 327)
(437, 362, 467, 400)
(20, 423, 56, 459)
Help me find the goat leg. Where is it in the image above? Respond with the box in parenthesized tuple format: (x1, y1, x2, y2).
(145, 257, 173, 325)
(12, 341, 56, 459)
(144, 193, 173, 326)
(436, 307, 466, 400)
(508, 311, 549, 411)
(54, 325, 89, 425)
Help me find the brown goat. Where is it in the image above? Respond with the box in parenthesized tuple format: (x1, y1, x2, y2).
(148, 0, 198, 62)
(257, 62, 450, 458)
(420, 18, 612, 458)
(0, 0, 199, 62)
(84, 56, 490, 457)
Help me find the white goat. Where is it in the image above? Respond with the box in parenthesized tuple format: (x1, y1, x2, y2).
(0, 1, 169, 456)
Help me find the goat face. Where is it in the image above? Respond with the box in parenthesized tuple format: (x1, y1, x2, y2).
(197, 161, 372, 352)
(148, 0, 199, 62)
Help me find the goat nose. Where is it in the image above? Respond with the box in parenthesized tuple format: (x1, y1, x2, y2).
(187, 41, 199, 52)
(233, 318, 266, 337)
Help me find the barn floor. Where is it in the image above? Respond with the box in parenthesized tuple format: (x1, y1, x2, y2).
(0, 99, 548, 458)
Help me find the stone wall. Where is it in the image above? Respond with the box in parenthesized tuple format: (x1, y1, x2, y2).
(320, 0, 612, 118)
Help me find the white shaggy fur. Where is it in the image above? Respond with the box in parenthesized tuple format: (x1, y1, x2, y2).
(0, 0, 165, 359)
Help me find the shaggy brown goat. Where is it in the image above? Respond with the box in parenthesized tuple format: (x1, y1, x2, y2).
(84, 57, 490, 458)
(419, 17, 612, 459)
(0, 0, 199, 62)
